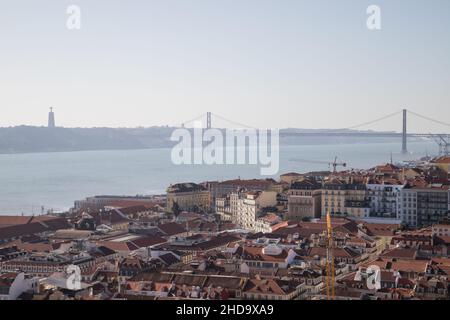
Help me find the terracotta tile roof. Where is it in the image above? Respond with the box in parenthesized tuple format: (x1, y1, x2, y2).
(432, 156, 450, 164)
(430, 257, 450, 266)
(0, 217, 71, 241)
(97, 235, 165, 252)
(280, 172, 302, 177)
(240, 246, 289, 262)
(158, 253, 180, 266)
(129, 271, 174, 283)
(308, 246, 360, 259)
(116, 205, 150, 216)
(270, 221, 289, 232)
(333, 288, 363, 299)
(203, 275, 244, 290)
(347, 236, 374, 246)
(119, 257, 149, 270)
(381, 248, 417, 260)
(157, 222, 186, 236)
(390, 260, 428, 273)
(177, 212, 203, 220)
(7, 240, 63, 253)
(380, 271, 398, 282)
(434, 236, 450, 245)
(154, 234, 240, 253)
(132, 236, 167, 248)
(0, 215, 58, 227)
(196, 235, 241, 251)
(362, 223, 400, 237)
(89, 210, 129, 225)
(52, 229, 93, 240)
(243, 279, 298, 295)
(290, 179, 321, 190)
(375, 163, 400, 173)
(0, 272, 19, 287)
(361, 258, 386, 269)
(273, 219, 359, 237)
(105, 200, 159, 209)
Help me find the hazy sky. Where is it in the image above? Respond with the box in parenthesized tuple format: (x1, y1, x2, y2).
(1, 0, 449, 132)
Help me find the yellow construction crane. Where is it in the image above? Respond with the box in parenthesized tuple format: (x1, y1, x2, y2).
(325, 210, 335, 300)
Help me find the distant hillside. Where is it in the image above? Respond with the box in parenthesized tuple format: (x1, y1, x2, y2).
(0, 126, 175, 154)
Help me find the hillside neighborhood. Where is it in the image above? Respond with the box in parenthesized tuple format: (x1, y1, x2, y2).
(1, 156, 450, 300)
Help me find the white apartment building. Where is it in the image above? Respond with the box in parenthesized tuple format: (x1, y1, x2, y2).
(397, 188, 418, 227)
(230, 190, 277, 232)
(398, 184, 450, 228)
(215, 196, 232, 221)
(366, 183, 404, 218)
(252, 218, 275, 233)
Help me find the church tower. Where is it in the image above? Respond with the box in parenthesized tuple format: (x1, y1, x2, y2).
(48, 107, 55, 128)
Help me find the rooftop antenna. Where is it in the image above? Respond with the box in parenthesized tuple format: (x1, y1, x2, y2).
(390, 151, 393, 165)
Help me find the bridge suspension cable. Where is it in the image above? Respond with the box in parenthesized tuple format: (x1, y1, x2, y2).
(180, 113, 207, 127)
(343, 110, 403, 130)
(180, 109, 450, 133)
(407, 110, 450, 128)
(210, 112, 257, 129)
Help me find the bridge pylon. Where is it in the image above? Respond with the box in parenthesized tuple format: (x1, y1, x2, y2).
(206, 112, 212, 129)
(402, 109, 407, 154)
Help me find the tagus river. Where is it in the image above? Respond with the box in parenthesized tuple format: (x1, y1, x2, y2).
(0, 140, 439, 215)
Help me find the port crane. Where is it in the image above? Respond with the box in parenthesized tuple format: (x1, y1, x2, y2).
(290, 156, 347, 173)
(325, 210, 335, 300)
(430, 134, 450, 156)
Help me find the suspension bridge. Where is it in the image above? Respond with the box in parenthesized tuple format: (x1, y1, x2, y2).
(178, 109, 450, 154)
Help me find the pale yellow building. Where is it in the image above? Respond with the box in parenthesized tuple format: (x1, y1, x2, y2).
(321, 180, 370, 218)
(280, 172, 303, 185)
(166, 183, 210, 213)
(287, 179, 322, 220)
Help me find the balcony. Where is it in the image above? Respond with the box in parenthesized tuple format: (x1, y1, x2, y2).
(345, 200, 370, 208)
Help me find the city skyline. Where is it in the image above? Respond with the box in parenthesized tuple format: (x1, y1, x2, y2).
(1, 0, 450, 132)
(2, 0, 450, 305)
